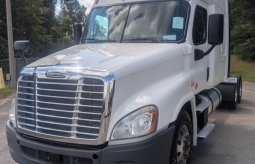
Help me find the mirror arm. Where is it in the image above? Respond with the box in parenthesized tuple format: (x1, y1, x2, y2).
(203, 45, 216, 57)
(20, 52, 27, 66)
(194, 45, 216, 61)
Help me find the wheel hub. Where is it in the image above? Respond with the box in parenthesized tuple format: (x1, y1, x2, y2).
(177, 125, 192, 164)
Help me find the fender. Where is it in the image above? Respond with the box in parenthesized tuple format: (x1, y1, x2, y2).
(106, 55, 196, 141)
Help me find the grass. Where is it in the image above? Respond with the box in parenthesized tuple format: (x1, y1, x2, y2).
(230, 55, 255, 82)
(0, 83, 15, 100)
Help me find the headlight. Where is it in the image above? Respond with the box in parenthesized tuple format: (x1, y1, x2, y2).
(9, 98, 16, 128)
(111, 106, 158, 140)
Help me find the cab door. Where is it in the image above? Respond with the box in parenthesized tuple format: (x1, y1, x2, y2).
(192, 3, 210, 93)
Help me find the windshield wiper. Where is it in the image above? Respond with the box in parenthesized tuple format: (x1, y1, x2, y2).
(82, 38, 102, 43)
(123, 37, 158, 43)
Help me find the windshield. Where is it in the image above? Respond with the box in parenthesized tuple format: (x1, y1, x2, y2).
(81, 1, 189, 43)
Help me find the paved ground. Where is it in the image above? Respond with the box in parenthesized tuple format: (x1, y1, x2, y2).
(0, 95, 16, 164)
(191, 82, 255, 164)
(0, 82, 255, 164)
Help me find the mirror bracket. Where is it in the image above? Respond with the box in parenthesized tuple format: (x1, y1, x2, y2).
(194, 45, 216, 61)
(20, 53, 27, 66)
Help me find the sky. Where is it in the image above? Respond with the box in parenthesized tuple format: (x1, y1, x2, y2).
(56, 0, 95, 14)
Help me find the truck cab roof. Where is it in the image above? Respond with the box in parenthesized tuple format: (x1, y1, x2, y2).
(93, 0, 228, 12)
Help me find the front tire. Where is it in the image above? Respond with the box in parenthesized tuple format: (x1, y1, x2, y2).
(170, 111, 193, 164)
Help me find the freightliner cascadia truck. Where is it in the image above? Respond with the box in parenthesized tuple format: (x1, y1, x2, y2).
(6, 0, 242, 163)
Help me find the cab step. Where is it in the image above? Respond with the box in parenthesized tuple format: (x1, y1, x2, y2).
(197, 123, 215, 139)
(196, 95, 211, 113)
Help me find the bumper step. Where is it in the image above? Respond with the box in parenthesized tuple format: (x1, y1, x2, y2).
(197, 123, 215, 139)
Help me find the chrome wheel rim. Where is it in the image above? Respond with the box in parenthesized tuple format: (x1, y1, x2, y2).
(239, 82, 242, 98)
(177, 125, 190, 164)
(235, 84, 238, 103)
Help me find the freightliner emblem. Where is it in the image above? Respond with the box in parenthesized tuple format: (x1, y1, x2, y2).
(46, 70, 66, 78)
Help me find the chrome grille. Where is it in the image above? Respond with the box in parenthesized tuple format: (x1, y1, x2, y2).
(17, 75, 105, 140)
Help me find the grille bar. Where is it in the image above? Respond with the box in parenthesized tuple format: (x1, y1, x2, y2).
(18, 104, 34, 108)
(19, 122, 35, 127)
(36, 100, 102, 108)
(18, 98, 35, 102)
(18, 86, 35, 89)
(37, 88, 103, 93)
(18, 116, 35, 121)
(17, 75, 105, 140)
(18, 92, 35, 95)
(36, 120, 100, 129)
(19, 80, 34, 83)
(37, 81, 104, 86)
(37, 107, 102, 115)
(36, 113, 101, 122)
(36, 126, 99, 136)
(18, 110, 34, 114)
(37, 94, 103, 101)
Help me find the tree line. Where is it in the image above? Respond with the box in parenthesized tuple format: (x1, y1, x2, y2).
(1, 0, 255, 60)
(230, 0, 255, 60)
(0, 0, 86, 60)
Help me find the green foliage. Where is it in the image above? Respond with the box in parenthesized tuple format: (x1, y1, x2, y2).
(0, 0, 87, 59)
(57, 0, 87, 42)
(230, 0, 255, 60)
(0, 36, 8, 60)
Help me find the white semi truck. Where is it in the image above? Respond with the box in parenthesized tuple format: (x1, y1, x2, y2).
(6, 0, 242, 163)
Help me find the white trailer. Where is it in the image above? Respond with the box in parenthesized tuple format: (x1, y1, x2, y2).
(6, 0, 242, 163)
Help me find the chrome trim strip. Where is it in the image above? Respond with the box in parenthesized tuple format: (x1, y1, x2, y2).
(16, 67, 115, 145)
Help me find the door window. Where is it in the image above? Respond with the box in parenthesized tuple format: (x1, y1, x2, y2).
(193, 6, 207, 45)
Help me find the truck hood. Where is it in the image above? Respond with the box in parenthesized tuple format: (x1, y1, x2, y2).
(27, 43, 184, 80)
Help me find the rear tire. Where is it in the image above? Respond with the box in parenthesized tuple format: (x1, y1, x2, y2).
(227, 83, 238, 110)
(170, 111, 193, 164)
(234, 75, 242, 103)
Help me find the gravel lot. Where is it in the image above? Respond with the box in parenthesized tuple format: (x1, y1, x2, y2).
(1, 82, 255, 164)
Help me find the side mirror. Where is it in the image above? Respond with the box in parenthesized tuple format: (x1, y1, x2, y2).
(208, 14, 224, 45)
(13, 40, 30, 53)
(74, 24, 82, 45)
(13, 40, 30, 66)
(194, 14, 224, 61)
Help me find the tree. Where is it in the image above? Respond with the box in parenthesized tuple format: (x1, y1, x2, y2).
(230, 0, 255, 60)
(0, 0, 86, 59)
(56, 0, 86, 46)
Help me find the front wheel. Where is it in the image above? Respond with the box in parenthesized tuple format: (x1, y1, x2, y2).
(170, 111, 193, 164)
